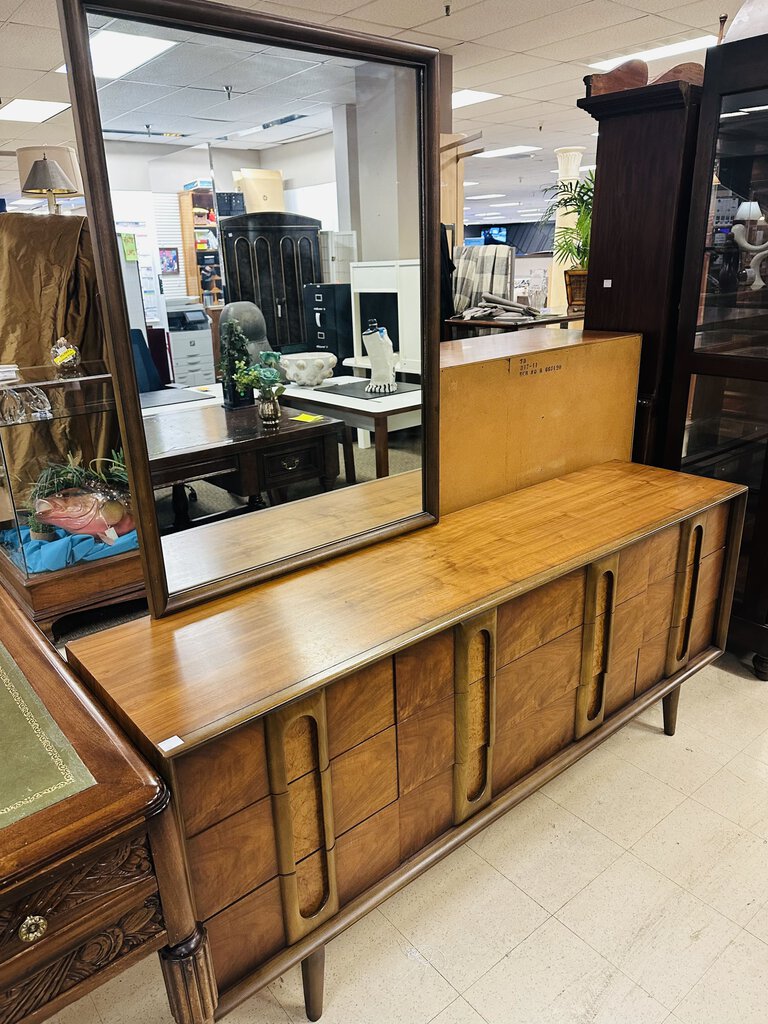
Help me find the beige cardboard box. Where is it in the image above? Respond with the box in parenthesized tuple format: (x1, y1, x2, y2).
(440, 329, 641, 515)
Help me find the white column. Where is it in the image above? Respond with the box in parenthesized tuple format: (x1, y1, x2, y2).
(549, 146, 585, 310)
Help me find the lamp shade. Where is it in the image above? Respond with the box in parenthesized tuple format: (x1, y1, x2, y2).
(22, 154, 77, 196)
(17, 145, 83, 197)
(735, 201, 763, 222)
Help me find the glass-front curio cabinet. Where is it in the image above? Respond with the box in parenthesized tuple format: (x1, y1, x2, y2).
(666, 31, 768, 678)
(0, 363, 143, 636)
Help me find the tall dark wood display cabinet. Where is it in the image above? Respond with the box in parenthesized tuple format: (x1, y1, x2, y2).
(219, 212, 322, 353)
(578, 78, 702, 464)
(664, 33, 768, 679)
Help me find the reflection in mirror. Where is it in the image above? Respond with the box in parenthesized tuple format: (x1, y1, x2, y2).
(696, 88, 768, 358)
(87, 14, 427, 599)
(0, 182, 140, 610)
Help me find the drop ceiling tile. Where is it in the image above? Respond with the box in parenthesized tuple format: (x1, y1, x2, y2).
(95, 82, 179, 120)
(397, 28, 458, 47)
(304, 85, 357, 103)
(0, 22, 64, 70)
(477, 60, 589, 94)
(663, 0, 738, 30)
(104, 19, 200, 43)
(446, 42, 512, 71)
(353, 0, 476, 29)
(17, 71, 71, 103)
(258, 0, 362, 12)
(0, 67, 45, 94)
(9, 0, 56, 28)
(123, 44, 255, 88)
(453, 53, 558, 89)
(614, 0, 677, 11)
(326, 15, 402, 34)
(526, 16, 691, 61)
(191, 51, 320, 91)
(514, 76, 589, 102)
(252, 1, 336, 20)
(489, 0, 641, 52)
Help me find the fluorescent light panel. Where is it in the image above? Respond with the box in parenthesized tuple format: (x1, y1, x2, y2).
(466, 193, 505, 199)
(742, 104, 768, 112)
(489, 202, 520, 207)
(464, 181, 479, 186)
(474, 145, 541, 158)
(0, 99, 70, 123)
(57, 30, 177, 80)
(720, 111, 748, 118)
(589, 34, 717, 72)
(452, 89, 501, 109)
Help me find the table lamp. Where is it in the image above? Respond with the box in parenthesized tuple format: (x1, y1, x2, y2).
(21, 153, 78, 214)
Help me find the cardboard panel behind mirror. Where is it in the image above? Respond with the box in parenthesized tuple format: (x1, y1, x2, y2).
(60, 0, 439, 614)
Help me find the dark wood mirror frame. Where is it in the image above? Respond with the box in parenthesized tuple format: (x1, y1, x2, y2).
(55, 0, 441, 616)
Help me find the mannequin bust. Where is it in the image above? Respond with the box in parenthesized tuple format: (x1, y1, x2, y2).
(219, 301, 272, 363)
(362, 320, 398, 394)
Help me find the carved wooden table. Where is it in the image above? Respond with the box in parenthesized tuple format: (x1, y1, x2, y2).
(66, 461, 746, 1022)
(0, 586, 216, 1024)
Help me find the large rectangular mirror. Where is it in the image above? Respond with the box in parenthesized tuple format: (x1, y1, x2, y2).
(57, 0, 439, 615)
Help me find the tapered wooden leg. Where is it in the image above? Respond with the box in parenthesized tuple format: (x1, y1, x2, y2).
(301, 946, 325, 1022)
(663, 685, 681, 736)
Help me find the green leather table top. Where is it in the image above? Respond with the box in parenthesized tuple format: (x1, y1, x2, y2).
(1, 642, 94, 829)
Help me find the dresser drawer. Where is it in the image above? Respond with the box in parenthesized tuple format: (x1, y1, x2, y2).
(0, 834, 155, 961)
(0, 894, 164, 1024)
(260, 442, 324, 487)
(497, 570, 585, 667)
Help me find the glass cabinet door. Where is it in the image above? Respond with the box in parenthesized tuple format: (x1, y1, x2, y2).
(695, 89, 768, 359)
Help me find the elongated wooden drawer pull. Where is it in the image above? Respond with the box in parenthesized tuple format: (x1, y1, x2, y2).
(666, 516, 705, 675)
(265, 693, 339, 944)
(453, 609, 497, 825)
(576, 555, 618, 739)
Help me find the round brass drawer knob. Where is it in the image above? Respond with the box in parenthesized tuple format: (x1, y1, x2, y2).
(18, 915, 48, 943)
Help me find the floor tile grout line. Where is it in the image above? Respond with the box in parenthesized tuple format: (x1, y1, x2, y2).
(667, 929, 749, 1015)
(555, 916, 676, 1013)
(688, 790, 768, 842)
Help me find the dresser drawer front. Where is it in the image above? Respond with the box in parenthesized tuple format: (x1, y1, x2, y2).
(0, 895, 164, 1024)
(261, 442, 324, 487)
(0, 835, 154, 957)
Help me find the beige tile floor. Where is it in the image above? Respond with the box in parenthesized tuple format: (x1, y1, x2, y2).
(49, 653, 768, 1024)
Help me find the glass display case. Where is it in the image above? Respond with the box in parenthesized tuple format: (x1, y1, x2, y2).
(0, 363, 144, 635)
(666, 31, 768, 678)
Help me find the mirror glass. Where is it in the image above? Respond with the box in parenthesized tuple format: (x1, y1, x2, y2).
(86, 13, 428, 600)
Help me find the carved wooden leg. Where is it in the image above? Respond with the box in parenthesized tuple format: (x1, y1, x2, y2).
(301, 946, 326, 1022)
(753, 653, 768, 681)
(160, 927, 217, 1024)
(663, 685, 681, 736)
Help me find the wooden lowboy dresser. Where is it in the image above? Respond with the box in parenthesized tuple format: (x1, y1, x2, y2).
(66, 461, 746, 1022)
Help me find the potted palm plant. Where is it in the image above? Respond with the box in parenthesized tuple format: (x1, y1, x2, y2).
(542, 170, 595, 310)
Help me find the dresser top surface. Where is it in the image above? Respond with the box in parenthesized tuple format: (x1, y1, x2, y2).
(439, 329, 639, 369)
(66, 462, 743, 760)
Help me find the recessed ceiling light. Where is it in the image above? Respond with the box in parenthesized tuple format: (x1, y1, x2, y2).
(473, 145, 542, 158)
(464, 181, 479, 186)
(57, 30, 177, 80)
(720, 111, 748, 119)
(466, 193, 505, 199)
(489, 202, 520, 207)
(0, 99, 70, 123)
(452, 89, 501, 109)
(588, 34, 717, 72)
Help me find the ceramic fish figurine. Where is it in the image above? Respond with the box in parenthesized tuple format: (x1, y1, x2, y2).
(34, 488, 134, 545)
